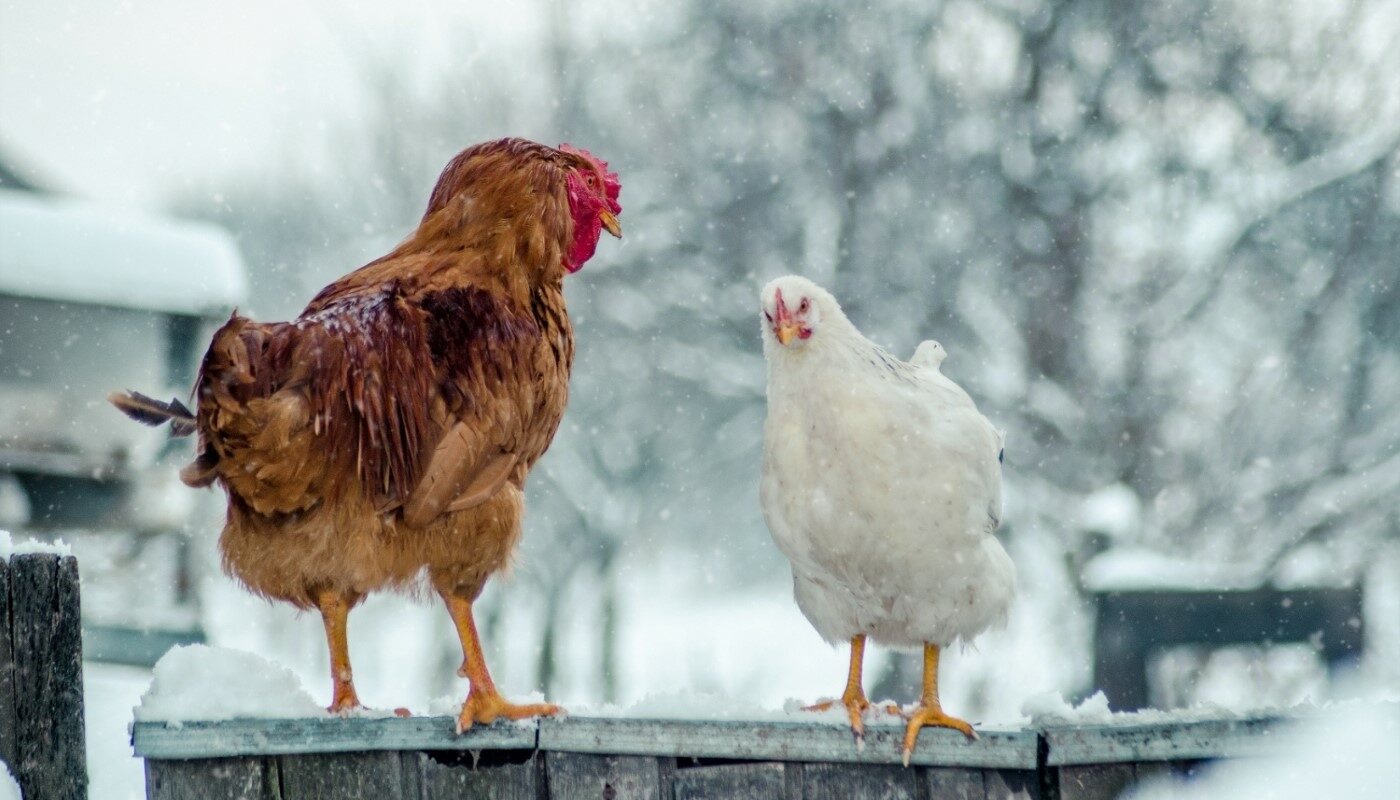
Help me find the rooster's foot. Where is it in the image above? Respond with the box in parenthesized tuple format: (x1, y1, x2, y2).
(456, 691, 561, 734)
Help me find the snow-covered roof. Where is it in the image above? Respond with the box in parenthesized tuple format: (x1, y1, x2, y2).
(0, 188, 248, 316)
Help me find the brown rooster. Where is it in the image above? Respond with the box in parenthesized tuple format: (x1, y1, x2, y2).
(110, 138, 621, 731)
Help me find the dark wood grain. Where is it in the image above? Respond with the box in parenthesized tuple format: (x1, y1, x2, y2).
(279, 751, 419, 800)
(783, 762, 803, 800)
(983, 768, 1042, 799)
(544, 752, 668, 800)
(800, 762, 920, 800)
(11, 554, 87, 800)
(417, 749, 542, 800)
(0, 560, 16, 775)
(1056, 763, 1137, 800)
(145, 757, 280, 800)
(923, 767, 985, 799)
(673, 762, 785, 800)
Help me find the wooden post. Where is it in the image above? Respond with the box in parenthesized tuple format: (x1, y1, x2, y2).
(2, 553, 88, 800)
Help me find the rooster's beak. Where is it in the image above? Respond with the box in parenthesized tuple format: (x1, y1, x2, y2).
(599, 210, 622, 238)
(774, 323, 799, 345)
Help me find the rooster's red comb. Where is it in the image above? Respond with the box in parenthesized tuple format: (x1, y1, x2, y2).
(559, 143, 621, 211)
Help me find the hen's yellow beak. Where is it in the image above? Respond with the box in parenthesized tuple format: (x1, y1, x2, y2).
(599, 210, 622, 238)
(775, 323, 800, 345)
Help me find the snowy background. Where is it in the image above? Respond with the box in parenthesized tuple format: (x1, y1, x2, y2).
(2, 0, 1399, 798)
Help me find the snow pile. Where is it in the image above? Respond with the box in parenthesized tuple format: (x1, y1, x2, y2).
(1020, 690, 1114, 724)
(1127, 701, 1400, 800)
(0, 187, 247, 316)
(1081, 547, 1258, 591)
(1080, 483, 1142, 539)
(135, 645, 327, 725)
(0, 759, 19, 800)
(0, 530, 72, 560)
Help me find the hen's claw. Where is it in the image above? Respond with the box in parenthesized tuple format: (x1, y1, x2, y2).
(900, 705, 978, 766)
(456, 691, 561, 734)
(327, 694, 362, 716)
(803, 692, 901, 740)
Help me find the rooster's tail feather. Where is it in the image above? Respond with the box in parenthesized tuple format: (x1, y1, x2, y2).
(107, 391, 197, 437)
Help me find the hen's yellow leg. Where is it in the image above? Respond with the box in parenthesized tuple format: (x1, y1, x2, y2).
(803, 635, 899, 739)
(443, 594, 561, 734)
(901, 643, 977, 765)
(315, 589, 362, 714)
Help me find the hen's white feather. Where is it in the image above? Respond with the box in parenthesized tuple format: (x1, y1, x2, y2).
(759, 276, 1015, 650)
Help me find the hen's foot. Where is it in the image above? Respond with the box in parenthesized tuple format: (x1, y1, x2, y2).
(803, 690, 900, 740)
(900, 705, 977, 766)
(456, 690, 561, 734)
(327, 685, 362, 716)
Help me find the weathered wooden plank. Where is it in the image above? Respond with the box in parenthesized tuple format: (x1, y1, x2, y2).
(783, 763, 803, 800)
(799, 762, 920, 800)
(0, 559, 16, 775)
(1133, 762, 1172, 785)
(923, 767, 984, 799)
(538, 717, 1036, 769)
(132, 716, 535, 759)
(1055, 764, 1136, 800)
(544, 752, 670, 800)
(673, 762, 785, 800)
(11, 554, 86, 800)
(1042, 715, 1286, 765)
(416, 749, 542, 800)
(279, 751, 419, 800)
(982, 768, 1042, 799)
(145, 757, 279, 800)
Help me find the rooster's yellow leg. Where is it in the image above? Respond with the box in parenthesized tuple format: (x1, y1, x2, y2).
(314, 589, 362, 714)
(901, 643, 977, 765)
(443, 594, 561, 734)
(803, 635, 899, 738)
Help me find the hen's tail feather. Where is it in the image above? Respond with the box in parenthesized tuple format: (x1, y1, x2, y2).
(107, 391, 197, 437)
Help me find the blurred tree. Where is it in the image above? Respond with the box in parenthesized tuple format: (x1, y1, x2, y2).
(170, 0, 1399, 708)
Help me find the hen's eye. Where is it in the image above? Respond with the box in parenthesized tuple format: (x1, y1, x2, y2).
(798, 298, 810, 312)
(764, 311, 773, 322)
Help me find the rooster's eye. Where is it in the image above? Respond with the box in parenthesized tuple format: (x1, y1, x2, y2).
(764, 311, 773, 322)
(798, 298, 810, 312)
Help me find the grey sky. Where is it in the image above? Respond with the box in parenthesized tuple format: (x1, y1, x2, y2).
(0, 1, 538, 206)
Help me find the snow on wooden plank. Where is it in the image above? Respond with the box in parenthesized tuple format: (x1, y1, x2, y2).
(131, 716, 535, 759)
(1042, 715, 1288, 766)
(537, 717, 1039, 769)
(133, 715, 1038, 769)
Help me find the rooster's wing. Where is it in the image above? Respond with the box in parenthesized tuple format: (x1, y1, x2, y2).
(398, 284, 568, 528)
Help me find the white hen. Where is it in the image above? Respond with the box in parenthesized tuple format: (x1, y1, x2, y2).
(758, 275, 1014, 763)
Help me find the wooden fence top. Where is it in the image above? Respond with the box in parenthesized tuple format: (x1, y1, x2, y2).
(132, 715, 1038, 768)
(132, 711, 1305, 769)
(1041, 714, 1287, 765)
